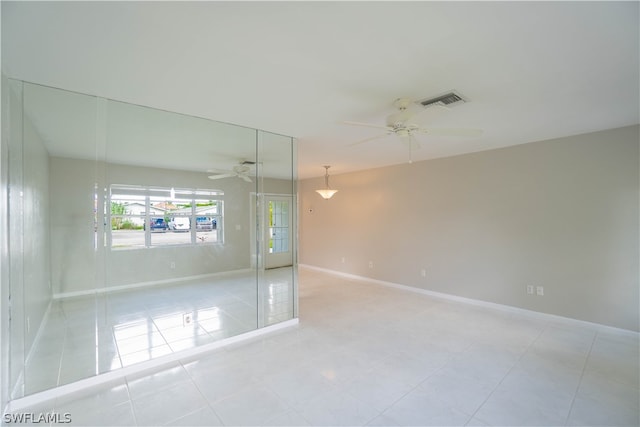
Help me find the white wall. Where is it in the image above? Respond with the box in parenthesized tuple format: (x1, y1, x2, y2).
(50, 157, 294, 295)
(21, 105, 51, 352)
(300, 125, 639, 332)
(49, 157, 97, 296)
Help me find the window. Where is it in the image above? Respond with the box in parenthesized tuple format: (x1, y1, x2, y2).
(108, 185, 223, 250)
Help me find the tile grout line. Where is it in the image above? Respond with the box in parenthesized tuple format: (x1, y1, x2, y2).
(466, 321, 549, 425)
(129, 362, 210, 427)
(369, 349, 457, 424)
(122, 366, 139, 427)
(159, 368, 216, 427)
(178, 358, 233, 426)
(53, 311, 69, 401)
(562, 331, 598, 427)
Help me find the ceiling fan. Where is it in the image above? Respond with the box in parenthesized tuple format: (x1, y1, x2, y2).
(207, 160, 255, 182)
(343, 98, 483, 160)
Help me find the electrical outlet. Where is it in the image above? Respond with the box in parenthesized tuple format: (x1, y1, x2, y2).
(170, 262, 176, 269)
(368, 261, 374, 269)
(183, 313, 193, 326)
(421, 269, 427, 278)
(536, 286, 544, 296)
(526, 285, 534, 295)
(341, 257, 346, 264)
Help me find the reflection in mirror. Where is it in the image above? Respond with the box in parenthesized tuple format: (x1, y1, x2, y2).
(257, 131, 297, 328)
(7, 78, 25, 399)
(8, 81, 297, 398)
(11, 82, 101, 396)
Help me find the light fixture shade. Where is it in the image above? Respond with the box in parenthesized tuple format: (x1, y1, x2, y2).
(316, 165, 338, 199)
(315, 188, 338, 199)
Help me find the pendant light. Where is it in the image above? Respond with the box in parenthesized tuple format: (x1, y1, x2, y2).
(315, 165, 338, 199)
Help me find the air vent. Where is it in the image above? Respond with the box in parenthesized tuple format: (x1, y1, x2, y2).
(418, 91, 467, 108)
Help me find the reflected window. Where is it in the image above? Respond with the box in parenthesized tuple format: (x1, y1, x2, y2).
(108, 185, 223, 249)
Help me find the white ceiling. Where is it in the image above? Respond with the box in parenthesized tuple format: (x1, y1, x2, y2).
(20, 82, 296, 180)
(3, 1, 638, 179)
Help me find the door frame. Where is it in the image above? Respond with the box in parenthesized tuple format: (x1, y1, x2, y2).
(249, 193, 294, 269)
(264, 195, 293, 269)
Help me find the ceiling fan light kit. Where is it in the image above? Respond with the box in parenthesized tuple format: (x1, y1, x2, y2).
(316, 165, 338, 199)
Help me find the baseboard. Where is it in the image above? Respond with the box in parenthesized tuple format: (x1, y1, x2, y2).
(53, 268, 254, 300)
(299, 264, 639, 337)
(5, 318, 298, 413)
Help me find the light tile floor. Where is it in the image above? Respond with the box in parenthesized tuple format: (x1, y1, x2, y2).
(9, 268, 639, 426)
(20, 268, 295, 396)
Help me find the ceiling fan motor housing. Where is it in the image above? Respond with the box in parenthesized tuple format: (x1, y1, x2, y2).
(386, 110, 414, 128)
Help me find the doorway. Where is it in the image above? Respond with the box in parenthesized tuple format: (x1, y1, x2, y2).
(265, 195, 293, 269)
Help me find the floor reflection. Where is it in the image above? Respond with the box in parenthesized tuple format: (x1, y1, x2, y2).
(22, 268, 295, 395)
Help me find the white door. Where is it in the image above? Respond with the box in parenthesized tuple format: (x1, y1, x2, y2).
(265, 196, 293, 269)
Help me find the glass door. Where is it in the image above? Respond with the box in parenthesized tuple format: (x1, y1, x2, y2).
(265, 196, 293, 269)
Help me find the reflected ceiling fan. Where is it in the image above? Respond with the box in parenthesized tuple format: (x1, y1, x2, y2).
(207, 160, 255, 182)
(343, 98, 483, 161)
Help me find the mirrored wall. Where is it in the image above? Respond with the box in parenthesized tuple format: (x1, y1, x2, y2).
(5, 79, 297, 398)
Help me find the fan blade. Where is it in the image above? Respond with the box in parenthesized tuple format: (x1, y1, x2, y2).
(417, 128, 483, 137)
(208, 174, 235, 180)
(342, 121, 392, 131)
(207, 168, 233, 174)
(234, 165, 252, 175)
(240, 175, 253, 183)
(348, 133, 392, 146)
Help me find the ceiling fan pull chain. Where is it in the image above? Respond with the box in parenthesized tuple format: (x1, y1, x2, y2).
(409, 135, 413, 164)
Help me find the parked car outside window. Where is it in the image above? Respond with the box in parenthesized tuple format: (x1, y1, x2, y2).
(144, 217, 168, 232)
(169, 217, 190, 232)
(196, 216, 216, 231)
